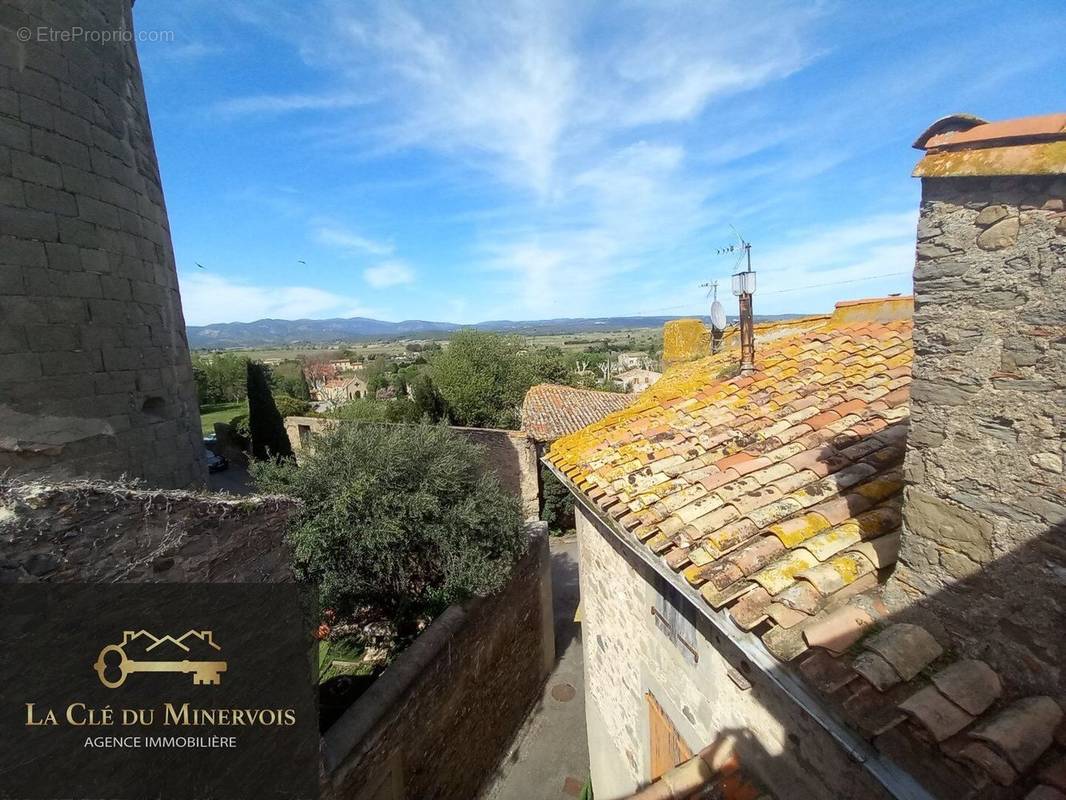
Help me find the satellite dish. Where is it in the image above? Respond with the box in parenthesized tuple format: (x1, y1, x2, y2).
(710, 300, 727, 331)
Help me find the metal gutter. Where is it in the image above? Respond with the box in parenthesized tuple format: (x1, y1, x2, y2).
(543, 457, 934, 800)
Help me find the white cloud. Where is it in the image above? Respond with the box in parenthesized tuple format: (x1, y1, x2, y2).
(364, 261, 415, 288)
(214, 92, 370, 117)
(177, 271, 378, 326)
(311, 222, 393, 256)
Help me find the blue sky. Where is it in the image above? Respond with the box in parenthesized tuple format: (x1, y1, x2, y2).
(134, 1, 1065, 327)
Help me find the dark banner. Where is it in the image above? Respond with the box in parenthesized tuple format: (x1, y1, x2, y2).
(0, 583, 319, 799)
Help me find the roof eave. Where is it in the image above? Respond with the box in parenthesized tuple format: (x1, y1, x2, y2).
(541, 457, 935, 800)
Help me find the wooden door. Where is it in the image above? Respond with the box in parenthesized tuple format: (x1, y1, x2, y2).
(646, 691, 693, 780)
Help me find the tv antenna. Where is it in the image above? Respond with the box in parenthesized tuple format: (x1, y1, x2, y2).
(715, 225, 752, 273)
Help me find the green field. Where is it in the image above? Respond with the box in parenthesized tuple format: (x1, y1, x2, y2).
(199, 401, 244, 435)
(206, 326, 663, 363)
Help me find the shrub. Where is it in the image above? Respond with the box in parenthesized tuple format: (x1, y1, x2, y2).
(273, 394, 312, 418)
(229, 412, 250, 441)
(251, 422, 527, 631)
(332, 397, 422, 424)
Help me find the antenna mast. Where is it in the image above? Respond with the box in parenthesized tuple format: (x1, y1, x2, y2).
(712, 227, 757, 373)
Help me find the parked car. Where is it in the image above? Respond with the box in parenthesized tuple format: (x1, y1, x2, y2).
(205, 449, 228, 473)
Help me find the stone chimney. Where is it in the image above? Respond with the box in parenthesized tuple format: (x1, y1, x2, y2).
(0, 0, 206, 487)
(890, 113, 1066, 693)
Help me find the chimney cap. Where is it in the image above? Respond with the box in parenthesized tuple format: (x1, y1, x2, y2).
(913, 112, 1066, 178)
(912, 113, 988, 150)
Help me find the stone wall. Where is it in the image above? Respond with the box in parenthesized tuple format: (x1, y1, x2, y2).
(0, 0, 205, 488)
(285, 416, 541, 519)
(576, 507, 890, 800)
(892, 174, 1066, 694)
(0, 478, 296, 582)
(321, 524, 554, 800)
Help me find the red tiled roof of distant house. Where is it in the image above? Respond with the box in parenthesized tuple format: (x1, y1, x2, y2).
(521, 384, 634, 443)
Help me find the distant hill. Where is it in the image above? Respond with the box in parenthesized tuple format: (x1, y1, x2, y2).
(186, 314, 806, 349)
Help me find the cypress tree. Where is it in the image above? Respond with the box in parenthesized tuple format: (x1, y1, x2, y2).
(246, 361, 293, 461)
(295, 368, 312, 401)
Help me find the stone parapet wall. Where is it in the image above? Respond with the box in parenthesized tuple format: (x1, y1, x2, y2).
(0, 478, 296, 582)
(285, 416, 540, 519)
(892, 174, 1066, 693)
(321, 524, 553, 800)
(0, 0, 204, 488)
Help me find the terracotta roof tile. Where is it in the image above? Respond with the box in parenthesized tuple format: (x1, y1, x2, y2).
(970, 697, 1064, 773)
(899, 685, 976, 742)
(540, 304, 1066, 794)
(521, 383, 633, 442)
(929, 659, 1002, 717)
(863, 623, 944, 682)
(547, 311, 912, 649)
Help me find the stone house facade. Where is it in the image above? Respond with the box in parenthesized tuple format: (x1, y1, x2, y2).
(547, 114, 1066, 800)
(614, 367, 663, 394)
(316, 374, 368, 406)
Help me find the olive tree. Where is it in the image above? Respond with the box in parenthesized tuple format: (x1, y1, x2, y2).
(251, 422, 527, 631)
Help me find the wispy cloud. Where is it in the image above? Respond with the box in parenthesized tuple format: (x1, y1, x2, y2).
(214, 91, 370, 117)
(364, 261, 415, 288)
(178, 271, 378, 326)
(186, 0, 1023, 323)
(311, 221, 394, 256)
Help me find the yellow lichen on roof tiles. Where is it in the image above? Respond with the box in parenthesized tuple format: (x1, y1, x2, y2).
(545, 306, 914, 662)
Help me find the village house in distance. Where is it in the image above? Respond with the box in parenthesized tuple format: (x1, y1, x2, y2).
(546, 113, 1066, 800)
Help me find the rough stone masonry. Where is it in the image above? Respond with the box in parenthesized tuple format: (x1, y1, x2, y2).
(0, 0, 205, 487)
(891, 125, 1066, 695)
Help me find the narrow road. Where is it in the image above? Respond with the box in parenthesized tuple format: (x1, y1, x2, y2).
(481, 534, 590, 799)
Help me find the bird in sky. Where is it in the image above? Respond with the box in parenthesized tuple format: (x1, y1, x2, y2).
(195, 262, 207, 270)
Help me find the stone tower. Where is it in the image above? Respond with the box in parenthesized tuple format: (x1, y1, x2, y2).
(0, 0, 205, 487)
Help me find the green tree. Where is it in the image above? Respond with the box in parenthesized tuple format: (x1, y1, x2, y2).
(271, 361, 312, 400)
(250, 423, 527, 629)
(526, 346, 570, 385)
(246, 362, 293, 461)
(192, 352, 249, 405)
(411, 373, 446, 422)
(540, 464, 575, 534)
(430, 330, 540, 429)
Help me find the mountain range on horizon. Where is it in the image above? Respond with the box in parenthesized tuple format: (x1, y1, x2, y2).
(186, 313, 808, 349)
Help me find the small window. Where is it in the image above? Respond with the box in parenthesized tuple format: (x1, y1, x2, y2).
(298, 424, 311, 447)
(649, 574, 699, 666)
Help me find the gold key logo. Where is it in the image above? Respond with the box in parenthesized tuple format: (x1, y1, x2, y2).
(92, 630, 227, 689)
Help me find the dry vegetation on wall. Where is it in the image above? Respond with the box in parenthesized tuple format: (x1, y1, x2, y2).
(0, 478, 298, 583)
